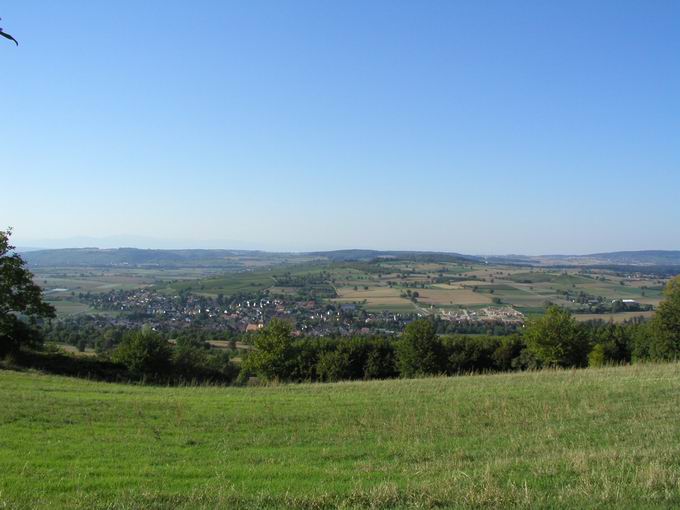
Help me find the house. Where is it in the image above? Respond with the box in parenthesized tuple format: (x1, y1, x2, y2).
(245, 323, 264, 333)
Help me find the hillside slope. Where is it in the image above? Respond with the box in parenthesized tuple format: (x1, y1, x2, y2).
(1, 365, 680, 509)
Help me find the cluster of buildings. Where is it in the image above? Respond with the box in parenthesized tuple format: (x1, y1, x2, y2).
(81, 289, 408, 336)
(439, 306, 525, 325)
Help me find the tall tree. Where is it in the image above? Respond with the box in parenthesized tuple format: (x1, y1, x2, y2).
(524, 306, 590, 368)
(0, 229, 55, 354)
(646, 276, 680, 360)
(241, 319, 296, 382)
(396, 319, 444, 377)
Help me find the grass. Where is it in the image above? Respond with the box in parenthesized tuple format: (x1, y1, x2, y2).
(2, 364, 680, 509)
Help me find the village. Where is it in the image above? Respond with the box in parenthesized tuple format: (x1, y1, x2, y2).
(75, 287, 528, 338)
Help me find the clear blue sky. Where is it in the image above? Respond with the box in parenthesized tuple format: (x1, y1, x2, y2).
(2, 1, 679, 254)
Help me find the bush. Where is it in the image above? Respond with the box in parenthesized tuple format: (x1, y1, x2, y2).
(396, 320, 444, 377)
(524, 306, 590, 368)
(0, 315, 44, 356)
(442, 335, 498, 374)
(363, 339, 398, 380)
(3, 350, 130, 382)
(492, 336, 526, 371)
(316, 337, 397, 382)
(589, 322, 632, 365)
(112, 329, 172, 380)
(645, 277, 680, 360)
(588, 344, 606, 367)
(240, 319, 296, 382)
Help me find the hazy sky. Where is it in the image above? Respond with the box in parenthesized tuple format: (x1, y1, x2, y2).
(2, 1, 679, 254)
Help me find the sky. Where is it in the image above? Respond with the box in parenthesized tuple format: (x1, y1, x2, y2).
(2, 1, 679, 254)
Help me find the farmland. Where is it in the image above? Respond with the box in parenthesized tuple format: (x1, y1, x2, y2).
(2, 363, 680, 508)
(32, 257, 671, 329)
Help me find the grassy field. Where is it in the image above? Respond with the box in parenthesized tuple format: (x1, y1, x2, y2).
(2, 364, 680, 509)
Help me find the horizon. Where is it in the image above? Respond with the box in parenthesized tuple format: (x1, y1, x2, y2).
(12, 234, 680, 258)
(3, 1, 680, 253)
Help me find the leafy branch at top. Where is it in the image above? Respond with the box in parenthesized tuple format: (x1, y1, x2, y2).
(0, 17, 19, 46)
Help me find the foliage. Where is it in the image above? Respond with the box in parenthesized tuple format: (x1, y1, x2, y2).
(0, 18, 18, 45)
(315, 337, 397, 382)
(492, 335, 527, 370)
(647, 276, 680, 360)
(240, 319, 296, 381)
(589, 322, 632, 365)
(588, 343, 607, 367)
(112, 328, 172, 380)
(0, 229, 55, 355)
(396, 319, 444, 377)
(172, 337, 238, 383)
(524, 306, 591, 367)
(1, 349, 130, 381)
(442, 335, 499, 374)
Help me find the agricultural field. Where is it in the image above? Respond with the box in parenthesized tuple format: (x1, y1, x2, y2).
(2, 363, 680, 508)
(32, 257, 672, 322)
(324, 260, 669, 319)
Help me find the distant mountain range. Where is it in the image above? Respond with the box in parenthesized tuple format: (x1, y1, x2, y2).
(484, 251, 680, 267)
(19, 247, 680, 269)
(21, 247, 291, 269)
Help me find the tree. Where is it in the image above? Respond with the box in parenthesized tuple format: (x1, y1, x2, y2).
(241, 319, 296, 382)
(1, 229, 55, 355)
(112, 328, 171, 379)
(589, 322, 632, 365)
(644, 276, 680, 360)
(396, 319, 444, 377)
(524, 306, 590, 367)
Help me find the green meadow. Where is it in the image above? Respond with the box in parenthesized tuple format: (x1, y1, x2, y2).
(2, 363, 680, 509)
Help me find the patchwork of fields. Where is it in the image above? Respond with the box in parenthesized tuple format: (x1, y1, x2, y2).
(32, 259, 670, 322)
(2, 364, 680, 508)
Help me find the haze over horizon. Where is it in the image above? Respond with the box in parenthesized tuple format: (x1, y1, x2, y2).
(3, 1, 679, 254)
(11, 233, 680, 258)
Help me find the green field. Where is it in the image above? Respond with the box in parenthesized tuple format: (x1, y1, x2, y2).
(2, 364, 680, 509)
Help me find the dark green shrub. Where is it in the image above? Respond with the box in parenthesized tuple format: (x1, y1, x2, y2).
(492, 335, 526, 371)
(113, 329, 172, 380)
(240, 319, 296, 382)
(396, 320, 444, 377)
(524, 306, 590, 367)
(442, 335, 498, 374)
